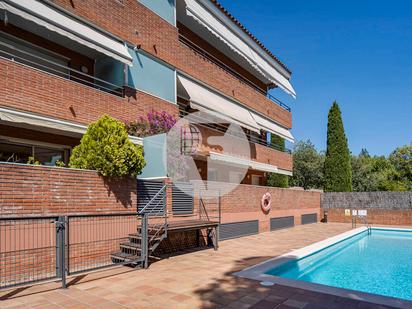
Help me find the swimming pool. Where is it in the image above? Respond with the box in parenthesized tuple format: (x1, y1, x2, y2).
(235, 227, 412, 307)
(267, 228, 412, 300)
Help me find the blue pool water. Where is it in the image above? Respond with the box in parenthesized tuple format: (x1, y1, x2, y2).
(266, 229, 412, 300)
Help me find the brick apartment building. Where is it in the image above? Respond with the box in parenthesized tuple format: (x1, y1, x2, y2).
(0, 0, 296, 186)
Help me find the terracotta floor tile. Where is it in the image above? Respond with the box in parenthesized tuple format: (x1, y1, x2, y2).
(1, 223, 396, 309)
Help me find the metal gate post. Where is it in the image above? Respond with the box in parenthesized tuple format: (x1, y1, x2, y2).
(141, 213, 149, 269)
(56, 216, 67, 288)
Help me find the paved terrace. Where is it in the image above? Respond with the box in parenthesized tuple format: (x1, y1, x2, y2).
(0, 223, 400, 309)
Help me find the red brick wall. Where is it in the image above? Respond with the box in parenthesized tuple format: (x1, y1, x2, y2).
(176, 42, 292, 128)
(325, 208, 412, 226)
(0, 163, 136, 216)
(253, 143, 293, 172)
(194, 126, 293, 171)
(51, 0, 179, 65)
(0, 59, 178, 125)
(1, 163, 318, 230)
(219, 185, 320, 232)
(49, 0, 292, 128)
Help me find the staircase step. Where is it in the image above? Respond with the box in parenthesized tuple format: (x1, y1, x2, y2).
(128, 233, 162, 241)
(120, 242, 156, 252)
(110, 252, 143, 264)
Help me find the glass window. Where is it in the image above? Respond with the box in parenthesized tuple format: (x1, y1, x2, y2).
(0, 142, 32, 164)
(34, 147, 65, 166)
(0, 141, 68, 165)
(0, 31, 69, 78)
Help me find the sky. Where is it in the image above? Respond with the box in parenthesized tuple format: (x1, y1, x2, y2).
(218, 0, 412, 156)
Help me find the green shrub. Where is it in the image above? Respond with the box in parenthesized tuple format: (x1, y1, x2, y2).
(69, 115, 145, 177)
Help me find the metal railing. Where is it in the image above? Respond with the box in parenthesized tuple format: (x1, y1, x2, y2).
(0, 213, 138, 290)
(179, 34, 291, 112)
(353, 215, 372, 235)
(0, 40, 125, 97)
(179, 108, 291, 154)
(137, 185, 168, 268)
(0, 216, 60, 289)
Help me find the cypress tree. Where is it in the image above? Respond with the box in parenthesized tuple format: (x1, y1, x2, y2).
(324, 102, 352, 192)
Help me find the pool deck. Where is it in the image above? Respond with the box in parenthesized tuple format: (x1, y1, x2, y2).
(0, 223, 408, 309)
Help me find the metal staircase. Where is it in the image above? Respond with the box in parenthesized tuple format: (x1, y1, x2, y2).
(111, 185, 168, 268)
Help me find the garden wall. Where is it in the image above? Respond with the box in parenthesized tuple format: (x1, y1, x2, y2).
(321, 192, 412, 226)
(0, 162, 136, 216)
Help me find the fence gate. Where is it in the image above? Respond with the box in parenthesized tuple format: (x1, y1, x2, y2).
(137, 179, 165, 214)
(0, 216, 61, 289)
(172, 182, 194, 215)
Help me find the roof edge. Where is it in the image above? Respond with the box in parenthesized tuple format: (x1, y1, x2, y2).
(210, 0, 292, 75)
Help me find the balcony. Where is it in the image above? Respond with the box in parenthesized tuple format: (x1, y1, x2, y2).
(179, 110, 293, 173)
(177, 35, 292, 128)
(179, 34, 291, 112)
(0, 37, 125, 98)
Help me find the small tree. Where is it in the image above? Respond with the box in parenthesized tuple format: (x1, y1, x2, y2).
(290, 140, 324, 189)
(70, 115, 145, 177)
(324, 102, 352, 192)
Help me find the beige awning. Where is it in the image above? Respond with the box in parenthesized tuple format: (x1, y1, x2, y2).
(209, 152, 278, 173)
(0, 107, 142, 145)
(0, 0, 132, 65)
(251, 112, 295, 143)
(177, 74, 260, 133)
(184, 0, 296, 98)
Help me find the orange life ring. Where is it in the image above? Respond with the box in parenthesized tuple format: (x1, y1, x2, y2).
(261, 192, 271, 212)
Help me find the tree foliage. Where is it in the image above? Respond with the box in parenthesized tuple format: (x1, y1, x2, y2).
(351, 144, 412, 191)
(290, 140, 324, 189)
(69, 115, 145, 177)
(266, 134, 289, 188)
(324, 102, 352, 192)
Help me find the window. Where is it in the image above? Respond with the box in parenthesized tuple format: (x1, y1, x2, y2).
(0, 31, 69, 78)
(0, 142, 32, 164)
(251, 175, 262, 186)
(0, 140, 69, 165)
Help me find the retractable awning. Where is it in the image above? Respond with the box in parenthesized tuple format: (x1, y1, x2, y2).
(209, 152, 279, 174)
(184, 0, 296, 98)
(0, 108, 142, 145)
(177, 74, 260, 133)
(251, 112, 295, 143)
(0, 0, 133, 65)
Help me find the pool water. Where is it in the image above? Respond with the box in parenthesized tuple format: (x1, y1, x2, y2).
(266, 229, 412, 301)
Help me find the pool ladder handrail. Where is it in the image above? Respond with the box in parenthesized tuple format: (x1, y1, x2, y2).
(359, 216, 372, 235)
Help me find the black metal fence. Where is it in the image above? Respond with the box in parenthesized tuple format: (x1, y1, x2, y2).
(0, 213, 138, 290)
(0, 216, 59, 289)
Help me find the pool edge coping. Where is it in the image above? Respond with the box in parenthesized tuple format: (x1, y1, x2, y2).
(234, 226, 412, 309)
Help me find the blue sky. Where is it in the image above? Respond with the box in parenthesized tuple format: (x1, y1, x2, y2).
(218, 0, 412, 156)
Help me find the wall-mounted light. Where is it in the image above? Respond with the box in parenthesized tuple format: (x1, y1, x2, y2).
(80, 65, 88, 74)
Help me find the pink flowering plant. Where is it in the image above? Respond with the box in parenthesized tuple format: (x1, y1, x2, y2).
(126, 110, 177, 137)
